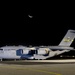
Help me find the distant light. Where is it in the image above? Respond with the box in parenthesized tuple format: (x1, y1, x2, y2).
(60, 55, 63, 57)
(28, 15, 33, 18)
(72, 56, 75, 57)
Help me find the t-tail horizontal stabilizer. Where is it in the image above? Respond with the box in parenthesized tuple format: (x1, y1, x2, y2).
(59, 29, 75, 46)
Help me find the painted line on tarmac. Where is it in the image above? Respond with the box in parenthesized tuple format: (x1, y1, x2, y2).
(0, 65, 62, 75)
(25, 68, 62, 75)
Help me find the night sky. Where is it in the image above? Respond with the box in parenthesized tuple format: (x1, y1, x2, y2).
(0, 4, 75, 48)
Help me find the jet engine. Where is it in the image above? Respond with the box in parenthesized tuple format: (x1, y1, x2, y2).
(23, 47, 36, 54)
(23, 49, 30, 54)
(37, 48, 50, 55)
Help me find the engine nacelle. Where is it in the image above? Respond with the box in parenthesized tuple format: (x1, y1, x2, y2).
(37, 48, 50, 55)
(23, 47, 36, 54)
(23, 49, 30, 54)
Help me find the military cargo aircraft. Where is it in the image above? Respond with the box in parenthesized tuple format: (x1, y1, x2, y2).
(0, 29, 75, 60)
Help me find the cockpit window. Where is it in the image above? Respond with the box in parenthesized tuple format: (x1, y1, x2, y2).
(0, 49, 3, 50)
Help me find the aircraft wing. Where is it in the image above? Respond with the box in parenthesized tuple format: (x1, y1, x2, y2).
(49, 46, 75, 50)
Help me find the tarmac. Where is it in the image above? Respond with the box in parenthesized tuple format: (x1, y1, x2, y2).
(0, 60, 75, 75)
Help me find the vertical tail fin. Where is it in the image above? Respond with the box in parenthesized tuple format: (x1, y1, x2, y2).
(59, 29, 75, 46)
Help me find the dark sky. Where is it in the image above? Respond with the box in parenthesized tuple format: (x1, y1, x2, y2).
(0, 4, 75, 47)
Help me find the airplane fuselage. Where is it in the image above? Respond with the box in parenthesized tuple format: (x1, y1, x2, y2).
(0, 46, 72, 60)
(0, 29, 75, 60)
